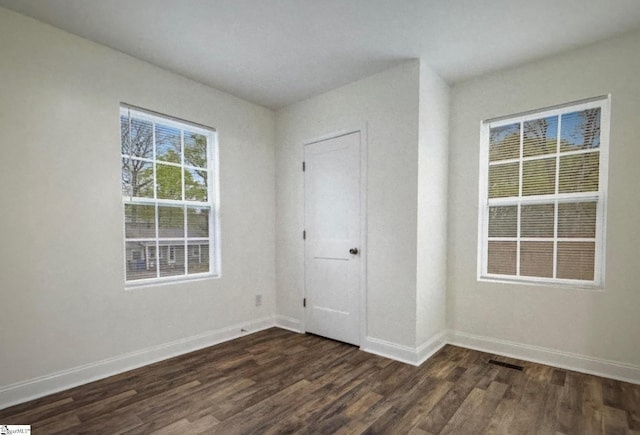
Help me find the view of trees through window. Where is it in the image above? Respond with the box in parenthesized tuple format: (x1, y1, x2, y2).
(120, 107, 216, 283)
(121, 117, 209, 201)
(481, 99, 608, 285)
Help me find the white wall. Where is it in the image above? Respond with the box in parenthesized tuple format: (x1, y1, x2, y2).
(275, 61, 421, 347)
(416, 61, 449, 347)
(448, 29, 640, 368)
(0, 7, 276, 394)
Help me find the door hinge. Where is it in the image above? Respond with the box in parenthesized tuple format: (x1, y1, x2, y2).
(303, 230, 306, 240)
(303, 298, 306, 307)
(302, 161, 306, 171)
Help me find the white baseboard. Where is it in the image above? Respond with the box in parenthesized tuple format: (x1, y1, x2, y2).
(362, 329, 640, 385)
(448, 330, 640, 385)
(416, 331, 448, 366)
(361, 331, 446, 366)
(5, 321, 638, 410)
(0, 316, 276, 410)
(361, 336, 419, 365)
(275, 315, 304, 333)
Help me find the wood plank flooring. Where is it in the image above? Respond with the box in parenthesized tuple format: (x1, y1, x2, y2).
(1, 328, 638, 434)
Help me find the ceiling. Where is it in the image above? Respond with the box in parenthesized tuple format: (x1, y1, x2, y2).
(2, 0, 640, 109)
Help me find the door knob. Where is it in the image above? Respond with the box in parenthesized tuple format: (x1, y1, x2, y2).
(349, 248, 359, 255)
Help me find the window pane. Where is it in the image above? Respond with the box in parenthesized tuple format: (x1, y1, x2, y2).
(520, 241, 553, 278)
(155, 123, 181, 163)
(121, 158, 132, 197)
(523, 116, 558, 158)
(185, 168, 208, 201)
(560, 108, 601, 152)
(489, 123, 520, 162)
(121, 117, 153, 159)
(184, 131, 208, 169)
(558, 202, 597, 238)
(188, 242, 209, 275)
(488, 163, 519, 198)
(522, 157, 556, 196)
(521, 204, 554, 238)
(559, 152, 599, 193)
(487, 241, 517, 275)
(158, 205, 184, 238)
(488, 206, 517, 237)
(557, 242, 595, 280)
(124, 204, 155, 239)
(156, 163, 182, 200)
(187, 207, 209, 238)
(122, 158, 154, 198)
(120, 114, 129, 155)
(160, 243, 185, 277)
(125, 241, 157, 281)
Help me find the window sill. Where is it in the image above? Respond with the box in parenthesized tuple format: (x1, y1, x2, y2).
(478, 275, 604, 291)
(125, 272, 220, 290)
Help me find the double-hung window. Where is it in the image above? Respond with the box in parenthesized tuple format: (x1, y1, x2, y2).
(120, 105, 219, 285)
(478, 96, 610, 288)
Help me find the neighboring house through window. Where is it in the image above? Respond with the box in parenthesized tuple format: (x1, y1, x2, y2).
(120, 105, 219, 285)
(478, 96, 610, 287)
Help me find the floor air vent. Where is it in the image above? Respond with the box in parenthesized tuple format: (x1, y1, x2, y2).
(488, 359, 524, 371)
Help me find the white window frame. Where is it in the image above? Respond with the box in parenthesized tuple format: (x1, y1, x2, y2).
(121, 104, 221, 287)
(477, 96, 610, 289)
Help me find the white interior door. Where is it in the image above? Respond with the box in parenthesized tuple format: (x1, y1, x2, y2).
(304, 131, 361, 346)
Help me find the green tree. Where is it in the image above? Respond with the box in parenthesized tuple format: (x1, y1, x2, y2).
(184, 133, 208, 190)
(122, 125, 208, 202)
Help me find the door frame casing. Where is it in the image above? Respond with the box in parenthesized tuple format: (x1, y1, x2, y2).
(301, 124, 368, 347)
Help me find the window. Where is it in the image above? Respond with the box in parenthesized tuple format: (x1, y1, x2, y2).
(167, 246, 177, 264)
(121, 105, 219, 285)
(478, 96, 610, 287)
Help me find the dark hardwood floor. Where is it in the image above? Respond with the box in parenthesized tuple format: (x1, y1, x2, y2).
(1, 328, 638, 434)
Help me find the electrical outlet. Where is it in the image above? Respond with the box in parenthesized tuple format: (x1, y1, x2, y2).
(255, 294, 262, 306)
